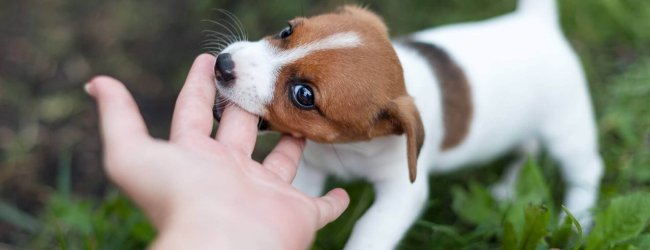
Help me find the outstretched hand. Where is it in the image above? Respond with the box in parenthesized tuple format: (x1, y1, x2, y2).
(86, 54, 349, 250)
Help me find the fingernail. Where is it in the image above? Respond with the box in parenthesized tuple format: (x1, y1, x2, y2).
(84, 82, 93, 96)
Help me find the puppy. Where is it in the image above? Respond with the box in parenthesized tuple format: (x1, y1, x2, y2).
(213, 0, 603, 249)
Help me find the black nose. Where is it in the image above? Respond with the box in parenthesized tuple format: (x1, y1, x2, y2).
(215, 53, 236, 84)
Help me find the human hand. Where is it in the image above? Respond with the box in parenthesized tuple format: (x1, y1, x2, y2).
(86, 54, 349, 250)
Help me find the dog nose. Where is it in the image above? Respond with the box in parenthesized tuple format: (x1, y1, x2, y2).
(215, 53, 236, 84)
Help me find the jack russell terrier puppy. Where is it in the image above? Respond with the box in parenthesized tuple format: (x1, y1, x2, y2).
(212, 0, 603, 249)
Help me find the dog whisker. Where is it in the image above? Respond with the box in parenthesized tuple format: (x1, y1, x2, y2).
(200, 39, 230, 49)
(200, 39, 229, 46)
(202, 29, 238, 47)
(200, 43, 226, 52)
(203, 19, 240, 44)
(214, 100, 229, 107)
(201, 10, 248, 56)
(201, 29, 237, 54)
(217, 9, 248, 41)
(201, 46, 227, 53)
(202, 33, 238, 45)
(216, 9, 246, 42)
(209, 9, 241, 41)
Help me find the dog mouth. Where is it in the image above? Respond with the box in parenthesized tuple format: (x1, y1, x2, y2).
(212, 93, 270, 131)
(212, 93, 227, 121)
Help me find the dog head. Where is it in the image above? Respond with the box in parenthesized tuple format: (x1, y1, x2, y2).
(214, 6, 424, 182)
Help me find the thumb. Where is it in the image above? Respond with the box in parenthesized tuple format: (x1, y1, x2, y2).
(86, 76, 151, 183)
(86, 76, 150, 149)
(314, 188, 350, 229)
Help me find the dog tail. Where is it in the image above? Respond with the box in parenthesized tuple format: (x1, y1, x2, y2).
(517, 0, 558, 21)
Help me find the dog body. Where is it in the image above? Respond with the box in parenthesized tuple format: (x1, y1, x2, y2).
(213, 1, 603, 249)
(293, 2, 603, 249)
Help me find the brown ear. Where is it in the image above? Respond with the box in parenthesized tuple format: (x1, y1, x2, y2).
(383, 96, 425, 183)
(336, 5, 389, 36)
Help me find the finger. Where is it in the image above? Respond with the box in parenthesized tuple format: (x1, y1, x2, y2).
(314, 188, 350, 229)
(86, 76, 150, 149)
(262, 136, 305, 182)
(215, 104, 259, 156)
(170, 54, 217, 141)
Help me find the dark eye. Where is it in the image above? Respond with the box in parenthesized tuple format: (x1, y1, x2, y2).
(290, 83, 315, 109)
(278, 24, 293, 39)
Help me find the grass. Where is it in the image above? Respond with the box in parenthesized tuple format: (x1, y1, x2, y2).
(0, 0, 649, 249)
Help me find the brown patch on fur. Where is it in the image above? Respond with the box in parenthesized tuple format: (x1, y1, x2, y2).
(402, 40, 473, 150)
(262, 5, 425, 182)
(382, 96, 425, 182)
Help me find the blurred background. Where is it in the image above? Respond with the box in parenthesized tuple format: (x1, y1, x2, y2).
(1, 0, 649, 249)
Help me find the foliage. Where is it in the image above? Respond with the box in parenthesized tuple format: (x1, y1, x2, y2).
(586, 193, 650, 250)
(1, 150, 154, 249)
(30, 192, 154, 250)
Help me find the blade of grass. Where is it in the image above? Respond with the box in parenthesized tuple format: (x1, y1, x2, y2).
(56, 150, 72, 200)
(561, 205, 584, 250)
(0, 199, 40, 233)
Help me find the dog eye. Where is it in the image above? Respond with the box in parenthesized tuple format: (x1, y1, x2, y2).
(278, 24, 293, 39)
(290, 83, 315, 109)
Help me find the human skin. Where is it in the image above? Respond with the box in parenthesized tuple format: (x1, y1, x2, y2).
(85, 54, 350, 250)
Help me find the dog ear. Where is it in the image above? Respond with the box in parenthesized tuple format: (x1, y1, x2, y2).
(336, 5, 389, 36)
(380, 96, 425, 183)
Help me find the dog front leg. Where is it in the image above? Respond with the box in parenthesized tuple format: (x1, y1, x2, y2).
(344, 178, 429, 250)
(292, 160, 327, 197)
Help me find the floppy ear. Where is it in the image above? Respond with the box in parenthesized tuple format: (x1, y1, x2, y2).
(383, 96, 425, 183)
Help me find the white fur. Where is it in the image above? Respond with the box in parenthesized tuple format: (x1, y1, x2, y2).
(294, 1, 603, 249)
(218, 32, 362, 115)
(275, 31, 362, 65)
(219, 40, 276, 114)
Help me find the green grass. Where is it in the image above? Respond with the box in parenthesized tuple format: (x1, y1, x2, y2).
(1, 0, 649, 249)
(25, 192, 153, 250)
(1, 151, 155, 249)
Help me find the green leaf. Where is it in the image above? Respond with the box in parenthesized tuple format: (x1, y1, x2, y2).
(586, 192, 650, 250)
(515, 158, 552, 205)
(500, 159, 553, 245)
(502, 220, 518, 250)
(451, 182, 500, 226)
(550, 212, 574, 249)
(627, 234, 650, 249)
(518, 204, 550, 250)
(415, 220, 465, 244)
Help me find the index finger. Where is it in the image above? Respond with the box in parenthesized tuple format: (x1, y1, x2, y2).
(215, 104, 259, 156)
(170, 54, 217, 140)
